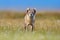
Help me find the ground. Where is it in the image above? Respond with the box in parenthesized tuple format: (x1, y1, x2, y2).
(0, 12, 60, 40)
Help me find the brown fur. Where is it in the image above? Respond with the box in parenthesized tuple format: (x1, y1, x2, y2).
(24, 8, 36, 31)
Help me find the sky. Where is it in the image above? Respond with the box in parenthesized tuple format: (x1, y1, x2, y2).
(0, 0, 60, 11)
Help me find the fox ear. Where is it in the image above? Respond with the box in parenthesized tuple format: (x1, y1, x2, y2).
(33, 8, 36, 13)
(26, 8, 30, 13)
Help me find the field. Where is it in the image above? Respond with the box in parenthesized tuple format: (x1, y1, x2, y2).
(0, 11, 60, 40)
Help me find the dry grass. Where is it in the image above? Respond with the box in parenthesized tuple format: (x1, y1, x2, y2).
(0, 11, 60, 32)
(0, 11, 60, 40)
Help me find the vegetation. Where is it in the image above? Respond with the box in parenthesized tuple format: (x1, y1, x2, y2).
(0, 11, 60, 40)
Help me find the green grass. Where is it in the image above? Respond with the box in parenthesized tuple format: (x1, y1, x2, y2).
(0, 31, 60, 40)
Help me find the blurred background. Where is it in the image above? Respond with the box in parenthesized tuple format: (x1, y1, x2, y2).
(0, 0, 60, 18)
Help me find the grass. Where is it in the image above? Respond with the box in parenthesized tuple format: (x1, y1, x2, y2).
(0, 31, 60, 40)
(0, 11, 60, 40)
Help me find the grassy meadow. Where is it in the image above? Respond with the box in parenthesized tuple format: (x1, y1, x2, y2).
(0, 11, 60, 40)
